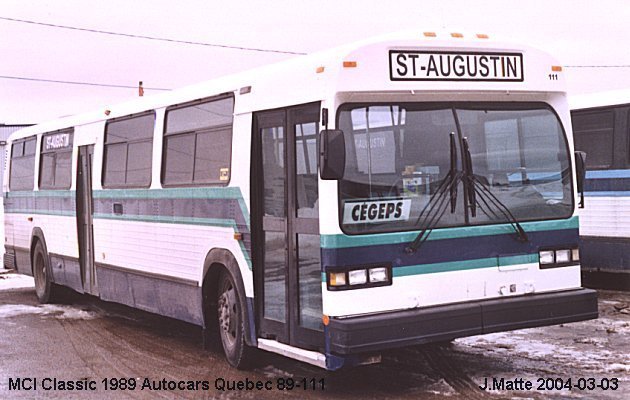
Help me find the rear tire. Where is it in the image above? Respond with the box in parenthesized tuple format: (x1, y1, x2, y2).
(217, 270, 256, 369)
(32, 240, 58, 304)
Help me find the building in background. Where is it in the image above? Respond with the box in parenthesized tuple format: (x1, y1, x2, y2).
(0, 124, 32, 264)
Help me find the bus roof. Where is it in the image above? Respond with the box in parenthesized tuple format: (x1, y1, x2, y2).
(569, 89, 630, 111)
(9, 31, 565, 142)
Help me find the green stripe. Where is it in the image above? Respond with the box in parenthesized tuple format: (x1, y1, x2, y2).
(6, 187, 251, 229)
(320, 253, 538, 281)
(93, 213, 239, 228)
(6, 190, 75, 198)
(5, 209, 76, 217)
(320, 217, 579, 249)
(394, 254, 537, 277)
(91, 187, 245, 200)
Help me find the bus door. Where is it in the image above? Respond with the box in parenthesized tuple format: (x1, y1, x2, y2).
(253, 102, 324, 351)
(76, 145, 97, 295)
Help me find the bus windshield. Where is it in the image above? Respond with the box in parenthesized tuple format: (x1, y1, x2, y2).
(338, 103, 573, 235)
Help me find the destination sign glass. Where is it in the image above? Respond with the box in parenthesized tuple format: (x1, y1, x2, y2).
(389, 51, 524, 82)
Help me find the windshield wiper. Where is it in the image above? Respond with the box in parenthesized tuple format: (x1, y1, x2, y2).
(462, 137, 528, 243)
(405, 133, 460, 254)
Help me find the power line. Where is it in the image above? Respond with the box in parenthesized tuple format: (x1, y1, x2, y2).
(0, 16, 307, 55)
(0, 75, 171, 91)
(564, 65, 630, 68)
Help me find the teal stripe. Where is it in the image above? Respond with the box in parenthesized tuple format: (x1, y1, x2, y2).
(320, 217, 578, 249)
(91, 187, 245, 200)
(5, 209, 76, 217)
(394, 254, 537, 277)
(6, 187, 251, 229)
(320, 253, 538, 281)
(6, 190, 75, 198)
(93, 213, 238, 228)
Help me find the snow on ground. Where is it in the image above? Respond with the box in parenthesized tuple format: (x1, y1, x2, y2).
(0, 271, 96, 320)
(0, 303, 96, 320)
(0, 270, 34, 291)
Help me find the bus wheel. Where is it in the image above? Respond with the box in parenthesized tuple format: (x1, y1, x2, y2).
(217, 270, 254, 369)
(32, 240, 57, 303)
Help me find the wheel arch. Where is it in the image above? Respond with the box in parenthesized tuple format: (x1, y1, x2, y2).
(201, 247, 257, 347)
(30, 227, 48, 276)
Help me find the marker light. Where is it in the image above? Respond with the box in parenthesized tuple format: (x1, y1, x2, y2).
(555, 249, 571, 264)
(343, 61, 357, 68)
(552, 65, 563, 72)
(329, 272, 346, 287)
(423, 32, 437, 37)
(316, 66, 325, 74)
(539, 250, 555, 265)
(451, 33, 464, 38)
(348, 269, 368, 285)
(476, 34, 489, 39)
(369, 267, 388, 283)
(571, 248, 580, 262)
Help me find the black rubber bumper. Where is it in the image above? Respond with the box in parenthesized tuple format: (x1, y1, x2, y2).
(327, 288, 598, 355)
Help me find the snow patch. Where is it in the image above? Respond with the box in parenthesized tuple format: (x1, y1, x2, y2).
(425, 378, 456, 397)
(0, 304, 97, 320)
(0, 274, 34, 291)
(456, 330, 624, 371)
(605, 363, 630, 373)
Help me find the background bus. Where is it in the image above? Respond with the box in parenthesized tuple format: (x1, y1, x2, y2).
(4, 32, 598, 370)
(571, 90, 630, 289)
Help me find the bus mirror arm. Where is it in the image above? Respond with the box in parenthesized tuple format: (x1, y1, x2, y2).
(575, 151, 587, 208)
(319, 129, 345, 180)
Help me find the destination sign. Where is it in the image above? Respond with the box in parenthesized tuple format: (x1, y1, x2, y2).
(44, 133, 72, 151)
(389, 51, 524, 82)
(343, 199, 411, 225)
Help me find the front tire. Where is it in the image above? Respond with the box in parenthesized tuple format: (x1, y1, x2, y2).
(32, 240, 58, 303)
(217, 270, 255, 369)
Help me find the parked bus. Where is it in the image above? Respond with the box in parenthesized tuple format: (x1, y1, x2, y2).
(4, 32, 598, 370)
(571, 90, 630, 289)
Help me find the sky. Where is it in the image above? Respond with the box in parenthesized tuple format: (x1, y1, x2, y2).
(1, 0, 630, 124)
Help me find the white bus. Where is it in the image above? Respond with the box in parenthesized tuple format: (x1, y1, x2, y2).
(571, 90, 630, 288)
(4, 32, 598, 370)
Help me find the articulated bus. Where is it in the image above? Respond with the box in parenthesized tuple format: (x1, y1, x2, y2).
(571, 90, 630, 288)
(4, 32, 598, 370)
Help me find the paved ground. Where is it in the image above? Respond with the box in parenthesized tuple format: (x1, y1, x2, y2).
(0, 270, 628, 399)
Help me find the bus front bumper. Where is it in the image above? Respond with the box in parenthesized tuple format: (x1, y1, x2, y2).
(326, 288, 598, 355)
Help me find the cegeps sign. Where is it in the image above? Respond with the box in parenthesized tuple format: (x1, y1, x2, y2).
(389, 50, 524, 82)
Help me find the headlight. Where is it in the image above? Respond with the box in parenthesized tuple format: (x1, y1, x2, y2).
(539, 248, 579, 268)
(555, 249, 571, 264)
(369, 267, 389, 283)
(539, 250, 555, 265)
(327, 266, 392, 290)
(348, 269, 367, 285)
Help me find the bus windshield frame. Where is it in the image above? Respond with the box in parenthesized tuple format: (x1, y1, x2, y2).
(336, 102, 574, 235)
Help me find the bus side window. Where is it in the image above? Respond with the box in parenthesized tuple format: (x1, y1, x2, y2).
(162, 95, 234, 186)
(9, 136, 37, 191)
(103, 112, 155, 188)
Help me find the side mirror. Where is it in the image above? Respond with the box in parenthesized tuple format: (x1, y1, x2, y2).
(319, 129, 345, 180)
(575, 151, 587, 208)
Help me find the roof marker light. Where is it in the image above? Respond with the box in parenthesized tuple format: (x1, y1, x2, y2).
(552, 65, 563, 72)
(423, 32, 437, 37)
(343, 61, 357, 68)
(476, 33, 489, 39)
(451, 32, 464, 38)
(316, 66, 325, 74)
